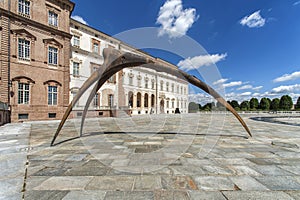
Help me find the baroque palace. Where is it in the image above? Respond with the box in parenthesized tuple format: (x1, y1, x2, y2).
(0, 0, 188, 123)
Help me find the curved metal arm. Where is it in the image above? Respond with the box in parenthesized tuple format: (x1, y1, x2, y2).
(51, 48, 153, 146)
(51, 48, 251, 146)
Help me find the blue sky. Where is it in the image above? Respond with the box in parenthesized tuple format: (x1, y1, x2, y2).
(71, 0, 300, 104)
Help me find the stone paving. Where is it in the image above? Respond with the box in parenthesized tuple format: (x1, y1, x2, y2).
(1, 113, 300, 199)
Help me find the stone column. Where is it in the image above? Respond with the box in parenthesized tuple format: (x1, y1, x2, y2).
(141, 93, 144, 109)
(148, 95, 151, 109)
(133, 93, 137, 109)
(125, 93, 128, 107)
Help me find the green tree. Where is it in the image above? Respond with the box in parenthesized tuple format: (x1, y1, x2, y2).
(260, 97, 270, 110)
(188, 102, 199, 113)
(267, 98, 272, 107)
(198, 103, 202, 110)
(230, 100, 240, 110)
(249, 98, 259, 110)
(270, 98, 280, 111)
(295, 97, 300, 110)
(279, 95, 293, 110)
(240, 101, 250, 111)
(202, 103, 212, 111)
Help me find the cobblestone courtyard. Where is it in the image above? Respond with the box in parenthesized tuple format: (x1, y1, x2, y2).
(1, 113, 300, 199)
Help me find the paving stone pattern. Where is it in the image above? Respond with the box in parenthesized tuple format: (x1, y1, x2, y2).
(1, 113, 300, 199)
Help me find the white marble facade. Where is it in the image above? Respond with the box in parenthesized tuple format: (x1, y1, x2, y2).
(69, 19, 188, 116)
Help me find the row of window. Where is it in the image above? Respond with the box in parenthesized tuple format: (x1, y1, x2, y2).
(18, 38, 58, 65)
(18, 83, 57, 105)
(165, 100, 187, 109)
(18, 0, 58, 27)
(128, 76, 187, 94)
(73, 35, 100, 54)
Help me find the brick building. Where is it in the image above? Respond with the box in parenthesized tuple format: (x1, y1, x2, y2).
(0, 0, 74, 122)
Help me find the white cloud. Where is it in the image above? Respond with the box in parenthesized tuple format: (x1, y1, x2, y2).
(240, 10, 266, 28)
(188, 93, 213, 105)
(271, 84, 300, 93)
(213, 78, 228, 85)
(293, 1, 300, 6)
(273, 71, 300, 82)
(223, 81, 243, 88)
(178, 53, 227, 71)
(253, 86, 263, 91)
(240, 92, 252, 96)
(237, 85, 252, 90)
(237, 84, 263, 91)
(71, 15, 88, 25)
(156, 0, 198, 38)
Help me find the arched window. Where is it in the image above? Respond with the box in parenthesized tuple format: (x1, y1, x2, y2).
(12, 76, 35, 105)
(128, 91, 133, 107)
(144, 93, 148, 107)
(93, 93, 100, 107)
(137, 92, 141, 107)
(44, 80, 61, 106)
(151, 94, 155, 107)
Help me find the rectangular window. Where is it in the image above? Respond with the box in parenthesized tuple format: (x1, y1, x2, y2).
(48, 113, 56, 118)
(18, 38, 30, 61)
(18, 83, 29, 104)
(160, 82, 163, 91)
(73, 36, 80, 47)
(145, 80, 148, 89)
(73, 62, 79, 76)
(93, 93, 99, 107)
(48, 11, 58, 27)
(129, 77, 133, 86)
(171, 84, 174, 92)
(108, 94, 114, 107)
(18, 0, 30, 17)
(18, 113, 29, 119)
(93, 43, 99, 53)
(48, 46, 58, 65)
(48, 86, 57, 105)
(152, 81, 155, 89)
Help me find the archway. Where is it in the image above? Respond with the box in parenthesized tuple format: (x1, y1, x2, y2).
(137, 92, 141, 108)
(151, 94, 155, 107)
(144, 93, 148, 107)
(128, 91, 133, 107)
(160, 99, 164, 113)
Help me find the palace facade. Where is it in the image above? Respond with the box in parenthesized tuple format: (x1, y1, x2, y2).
(69, 19, 188, 117)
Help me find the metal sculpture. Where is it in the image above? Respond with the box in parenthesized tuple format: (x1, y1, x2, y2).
(51, 48, 251, 146)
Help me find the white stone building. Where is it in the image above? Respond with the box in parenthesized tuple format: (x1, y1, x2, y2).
(69, 19, 188, 117)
